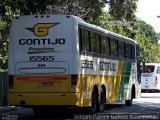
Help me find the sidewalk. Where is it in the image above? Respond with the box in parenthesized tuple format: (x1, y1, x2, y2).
(0, 106, 17, 114)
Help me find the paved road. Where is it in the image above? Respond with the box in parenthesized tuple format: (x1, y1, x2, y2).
(1, 93, 160, 120)
(106, 93, 160, 114)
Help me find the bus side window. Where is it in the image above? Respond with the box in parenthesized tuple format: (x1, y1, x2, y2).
(125, 43, 131, 59)
(110, 38, 117, 57)
(108, 37, 111, 56)
(118, 41, 125, 58)
(96, 33, 100, 53)
(86, 30, 91, 52)
(101, 35, 106, 54)
(79, 28, 85, 54)
(90, 32, 96, 53)
(131, 44, 135, 60)
(157, 67, 160, 74)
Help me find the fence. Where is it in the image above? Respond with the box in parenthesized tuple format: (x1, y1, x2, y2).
(0, 72, 8, 106)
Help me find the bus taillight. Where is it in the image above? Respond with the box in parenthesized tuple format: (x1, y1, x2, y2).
(9, 75, 14, 89)
(71, 75, 78, 88)
(155, 76, 158, 85)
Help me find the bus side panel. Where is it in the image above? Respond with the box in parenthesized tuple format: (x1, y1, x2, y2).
(117, 61, 132, 101)
(77, 55, 135, 106)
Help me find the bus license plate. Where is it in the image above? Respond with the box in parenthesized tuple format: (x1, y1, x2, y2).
(145, 85, 149, 88)
(42, 82, 54, 87)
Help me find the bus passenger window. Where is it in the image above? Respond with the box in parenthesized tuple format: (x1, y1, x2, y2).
(125, 43, 131, 59)
(79, 28, 85, 53)
(110, 38, 117, 57)
(106, 36, 110, 55)
(86, 30, 91, 52)
(118, 41, 125, 58)
(96, 34, 100, 53)
(101, 36, 106, 54)
(131, 45, 135, 59)
(90, 32, 96, 53)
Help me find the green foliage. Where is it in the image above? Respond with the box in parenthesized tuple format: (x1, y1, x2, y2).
(45, 0, 106, 24)
(1, 0, 106, 23)
(107, 0, 138, 21)
(0, 0, 160, 71)
(135, 19, 159, 63)
(0, 0, 106, 71)
(0, 0, 20, 71)
(0, 42, 8, 71)
(99, 10, 131, 37)
(106, 0, 138, 39)
(99, 10, 159, 63)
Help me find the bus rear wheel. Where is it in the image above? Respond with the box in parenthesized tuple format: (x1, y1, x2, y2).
(89, 88, 98, 114)
(33, 108, 44, 116)
(98, 87, 105, 112)
(33, 107, 56, 116)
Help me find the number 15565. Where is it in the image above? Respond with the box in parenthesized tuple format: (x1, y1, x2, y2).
(29, 56, 55, 62)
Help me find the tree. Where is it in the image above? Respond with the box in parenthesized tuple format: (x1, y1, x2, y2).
(135, 19, 159, 62)
(107, 0, 138, 21)
(1, 0, 106, 23)
(0, 0, 20, 71)
(0, 0, 107, 71)
(99, 10, 128, 36)
(106, 0, 138, 38)
(99, 10, 159, 63)
(0, 42, 7, 71)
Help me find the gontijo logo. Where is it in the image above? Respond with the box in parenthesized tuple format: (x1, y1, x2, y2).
(26, 23, 59, 37)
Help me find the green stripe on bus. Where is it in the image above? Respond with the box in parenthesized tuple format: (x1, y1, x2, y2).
(118, 61, 132, 101)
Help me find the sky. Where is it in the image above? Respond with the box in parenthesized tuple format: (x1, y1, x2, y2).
(105, 0, 160, 33)
(136, 0, 160, 33)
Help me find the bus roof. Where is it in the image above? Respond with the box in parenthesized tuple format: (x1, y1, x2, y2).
(145, 63, 160, 66)
(14, 14, 138, 44)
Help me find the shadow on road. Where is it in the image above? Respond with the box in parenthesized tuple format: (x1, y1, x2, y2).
(24, 104, 125, 120)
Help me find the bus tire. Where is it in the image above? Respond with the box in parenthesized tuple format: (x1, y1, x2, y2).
(88, 88, 98, 114)
(125, 99, 132, 106)
(98, 87, 105, 112)
(125, 89, 133, 106)
(33, 108, 43, 116)
(33, 107, 56, 116)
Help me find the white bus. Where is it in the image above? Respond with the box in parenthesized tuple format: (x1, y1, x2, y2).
(141, 63, 160, 92)
(8, 14, 142, 114)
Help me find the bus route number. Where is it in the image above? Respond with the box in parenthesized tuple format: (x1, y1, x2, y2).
(81, 60, 93, 69)
(29, 56, 55, 62)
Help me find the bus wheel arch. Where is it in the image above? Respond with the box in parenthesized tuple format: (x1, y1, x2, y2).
(125, 84, 135, 106)
(132, 84, 136, 99)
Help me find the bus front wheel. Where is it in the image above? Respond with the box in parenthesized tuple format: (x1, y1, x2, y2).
(125, 99, 132, 106)
(125, 90, 133, 106)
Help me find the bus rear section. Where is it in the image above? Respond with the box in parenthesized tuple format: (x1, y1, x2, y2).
(8, 15, 80, 107)
(141, 63, 160, 92)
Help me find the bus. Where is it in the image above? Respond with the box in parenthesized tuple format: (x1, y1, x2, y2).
(141, 63, 160, 92)
(8, 14, 142, 114)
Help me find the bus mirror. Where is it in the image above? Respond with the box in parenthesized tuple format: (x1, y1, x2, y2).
(141, 61, 145, 73)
